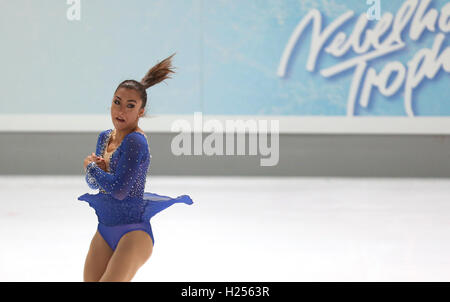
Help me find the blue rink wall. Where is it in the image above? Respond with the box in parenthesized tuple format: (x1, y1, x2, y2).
(0, 0, 448, 117)
(1, 0, 450, 177)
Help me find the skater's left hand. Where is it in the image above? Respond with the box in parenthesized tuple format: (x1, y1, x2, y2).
(93, 154, 107, 172)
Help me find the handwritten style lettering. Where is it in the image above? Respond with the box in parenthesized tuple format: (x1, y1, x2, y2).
(278, 0, 450, 117)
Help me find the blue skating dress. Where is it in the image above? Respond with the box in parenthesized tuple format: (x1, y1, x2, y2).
(78, 129, 193, 251)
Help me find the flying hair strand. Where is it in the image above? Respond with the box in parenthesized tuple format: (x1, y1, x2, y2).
(140, 52, 176, 89)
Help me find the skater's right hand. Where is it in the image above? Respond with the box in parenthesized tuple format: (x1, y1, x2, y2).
(83, 154, 96, 172)
(83, 153, 107, 172)
(94, 154, 108, 172)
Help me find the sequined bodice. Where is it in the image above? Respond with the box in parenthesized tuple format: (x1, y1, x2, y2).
(85, 129, 152, 200)
(103, 144, 114, 172)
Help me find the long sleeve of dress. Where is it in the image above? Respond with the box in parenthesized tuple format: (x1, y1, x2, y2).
(85, 133, 146, 201)
(85, 131, 104, 190)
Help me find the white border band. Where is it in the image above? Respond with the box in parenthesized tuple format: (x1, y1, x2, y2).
(0, 114, 450, 135)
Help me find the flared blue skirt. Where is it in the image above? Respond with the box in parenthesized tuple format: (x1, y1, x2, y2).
(77, 191, 193, 226)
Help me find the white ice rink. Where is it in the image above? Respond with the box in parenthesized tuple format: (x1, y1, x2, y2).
(0, 176, 449, 282)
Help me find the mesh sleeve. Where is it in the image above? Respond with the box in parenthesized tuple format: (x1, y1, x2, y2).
(85, 131, 104, 190)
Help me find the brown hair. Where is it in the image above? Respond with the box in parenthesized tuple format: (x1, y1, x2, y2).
(114, 53, 176, 117)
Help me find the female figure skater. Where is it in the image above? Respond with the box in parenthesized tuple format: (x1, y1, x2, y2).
(78, 53, 193, 282)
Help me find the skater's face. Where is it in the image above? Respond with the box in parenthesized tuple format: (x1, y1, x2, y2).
(111, 87, 145, 130)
